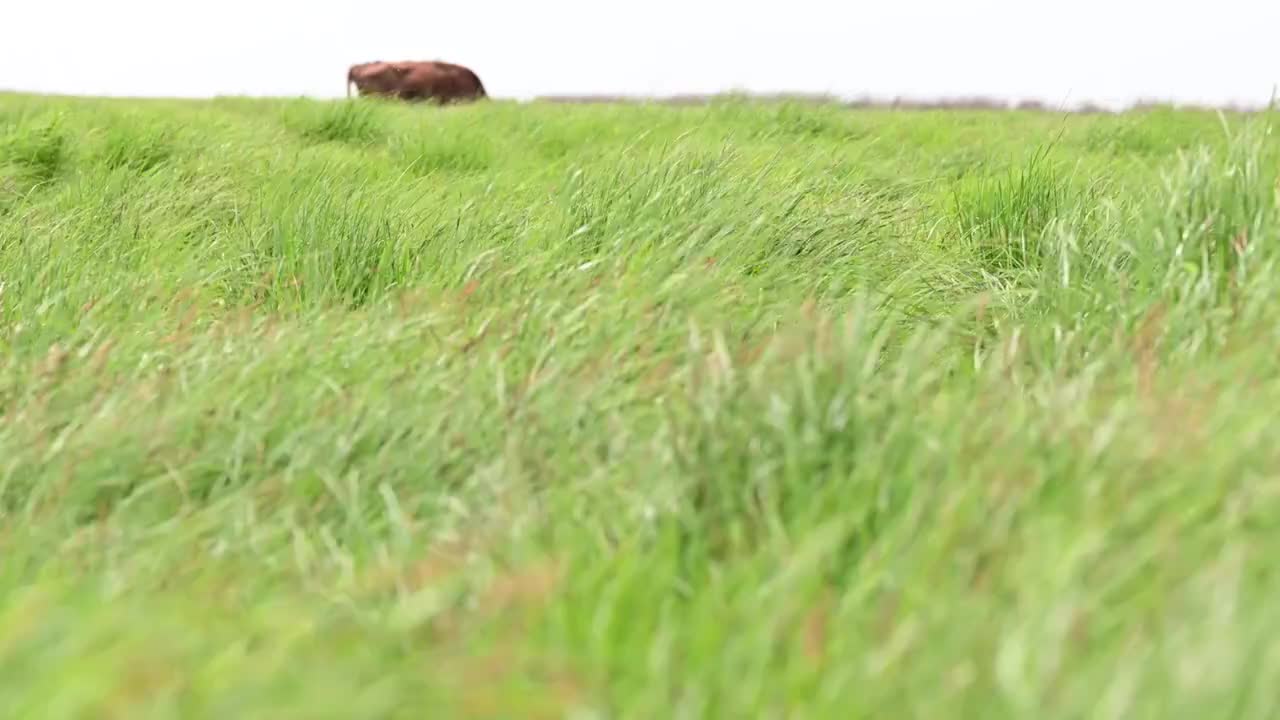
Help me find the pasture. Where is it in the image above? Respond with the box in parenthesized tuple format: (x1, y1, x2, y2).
(1, 91, 1279, 718)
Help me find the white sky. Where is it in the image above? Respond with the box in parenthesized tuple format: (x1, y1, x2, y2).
(3, 0, 1278, 109)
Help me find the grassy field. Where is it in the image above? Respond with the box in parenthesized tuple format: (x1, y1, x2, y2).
(2, 91, 1279, 718)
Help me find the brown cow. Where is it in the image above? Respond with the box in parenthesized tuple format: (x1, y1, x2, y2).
(346, 60, 487, 104)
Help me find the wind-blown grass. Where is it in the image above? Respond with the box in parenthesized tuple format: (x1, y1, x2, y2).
(285, 98, 388, 145)
(0, 112, 68, 193)
(0, 90, 1278, 718)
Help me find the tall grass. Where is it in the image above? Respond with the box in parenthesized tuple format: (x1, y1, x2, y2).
(0, 112, 67, 191)
(0, 91, 1278, 718)
(949, 144, 1078, 274)
(285, 98, 387, 145)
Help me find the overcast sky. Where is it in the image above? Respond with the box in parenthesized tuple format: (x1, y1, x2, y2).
(3, 0, 1278, 109)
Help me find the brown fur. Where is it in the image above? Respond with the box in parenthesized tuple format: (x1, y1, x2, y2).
(347, 60, 487, 104)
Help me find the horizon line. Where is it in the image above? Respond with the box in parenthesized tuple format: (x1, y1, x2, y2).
(2, 88, 1277, 115)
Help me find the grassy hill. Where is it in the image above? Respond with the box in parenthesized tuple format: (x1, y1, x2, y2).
(2, 91, 1279, 718)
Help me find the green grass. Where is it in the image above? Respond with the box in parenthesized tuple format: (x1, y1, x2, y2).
(1, 90, 1279, 718)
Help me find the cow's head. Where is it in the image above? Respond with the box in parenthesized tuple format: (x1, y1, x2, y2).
(347, 61, 408, 97)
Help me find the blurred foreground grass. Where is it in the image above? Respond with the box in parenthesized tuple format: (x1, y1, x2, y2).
(1, 92, 1279, 718)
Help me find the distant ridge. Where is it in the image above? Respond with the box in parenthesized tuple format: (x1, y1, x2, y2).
(530, 91, 1277, 115)
(0, 88, 1273, 114)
